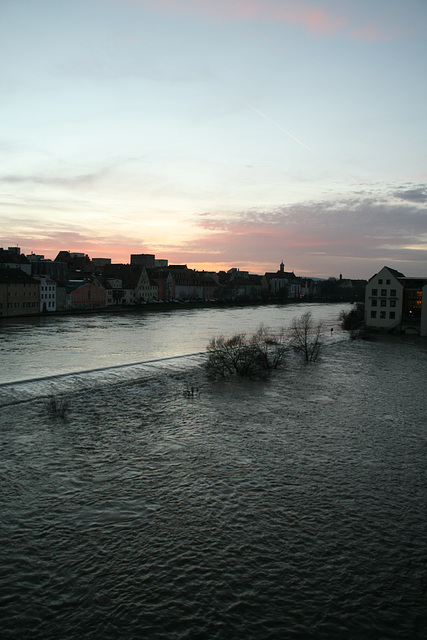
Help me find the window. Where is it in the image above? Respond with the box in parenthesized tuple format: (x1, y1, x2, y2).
(386, 279, 390, 284)
(389, 312, 395, 319)
(380, 299, 387, 307)
(378, 279, 383, 284)
(381, 289, 387, 296)
(371, 310, 377, 318)
(380, 311, 386, 319)
(371, 299, 377, 307)
(390, 300, 396, 308)
(390, 289, 396, 297)
(372, 288, 378, 296)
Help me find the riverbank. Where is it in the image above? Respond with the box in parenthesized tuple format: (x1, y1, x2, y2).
(0, 295, 361, 322)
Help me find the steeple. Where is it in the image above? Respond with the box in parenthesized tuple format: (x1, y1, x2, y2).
(280, 260, 284, 273)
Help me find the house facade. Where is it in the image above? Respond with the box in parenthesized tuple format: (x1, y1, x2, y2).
(166, 267, 204, 301)
(365, 266, 427, 335)
(0, 270, 40, 317)
(262, 263, 301, 300)
(34, 275, 57, 312)
(67, 281, 107, 310)
(365, 266, 404, 330)
(422, 284, 427, 337)
(101, 265, 158, 305)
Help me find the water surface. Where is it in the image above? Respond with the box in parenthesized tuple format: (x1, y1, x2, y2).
(1, 306, 426, 639)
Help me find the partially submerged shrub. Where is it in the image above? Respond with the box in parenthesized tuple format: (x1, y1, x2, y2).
(349, 325, 372, 341)
(340, 303, 365, 331)
(48, 395, 69, 419)
(206, 326, 287, 380)
(290, 311, 322, 362)
(183, 385, 201, 398)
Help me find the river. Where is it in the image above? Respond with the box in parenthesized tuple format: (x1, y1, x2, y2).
(0, 303, 426, 639)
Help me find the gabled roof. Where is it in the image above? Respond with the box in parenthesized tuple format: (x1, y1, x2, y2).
(232, 274, 262, 286)
(386, 266, 405, 279)
(0, 270, 38, 284)
(264, 270, 298, 281)
(368, 266, 405, 283)
(102, 264, 146, 289)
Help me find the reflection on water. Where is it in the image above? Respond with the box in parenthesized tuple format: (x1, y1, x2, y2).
(1, 307, 427, 639)
(0, 303, 347, 383)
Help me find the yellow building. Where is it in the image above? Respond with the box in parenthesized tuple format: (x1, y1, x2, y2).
(0, 270, 40, 317)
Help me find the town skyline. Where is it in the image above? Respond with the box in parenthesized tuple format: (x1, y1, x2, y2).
(1, 0, 426, 279)
(0, 241, 387, 282)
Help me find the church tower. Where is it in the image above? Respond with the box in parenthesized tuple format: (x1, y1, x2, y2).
(280, 261, 284, 273)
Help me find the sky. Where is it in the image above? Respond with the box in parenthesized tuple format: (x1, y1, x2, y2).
(1, 0, 426, 278)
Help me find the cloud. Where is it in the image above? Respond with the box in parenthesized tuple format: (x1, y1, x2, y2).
(134, 0, 399, 40)
(0, 168, 112, 189)
(3, 181, 426, 278)
(0, 222, 155, 263)
(139, 0, 349, 34)
(393, 186, 427, 203)
(349, 22, 398, 42)
(176, 186, 427, 275)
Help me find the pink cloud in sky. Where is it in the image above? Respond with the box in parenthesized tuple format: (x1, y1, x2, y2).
(4, 187, 426, 278)
(349, 22, 399, 42)
(178, 190, 427, 276)
(140, 0, 349, 35)
(136, 0, 400, 40)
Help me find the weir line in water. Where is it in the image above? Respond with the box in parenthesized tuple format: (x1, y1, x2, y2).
(0, 351, 207, 388)
(0, 351, 206, 407)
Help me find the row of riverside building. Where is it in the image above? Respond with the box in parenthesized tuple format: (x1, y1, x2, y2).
(0, 247, 366, 318)
(2, 247, 427, 336)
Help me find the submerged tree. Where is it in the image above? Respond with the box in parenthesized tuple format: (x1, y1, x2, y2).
(47, 395, 69, 419)
(290, 311, 323, 362)
(206, 326, 287, 380)
(339, 303, 365, 331)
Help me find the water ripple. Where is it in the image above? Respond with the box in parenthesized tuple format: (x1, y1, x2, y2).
(1, 339, 427, 639)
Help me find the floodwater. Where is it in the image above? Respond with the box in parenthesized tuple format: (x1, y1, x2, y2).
(0, 304, 426, 639)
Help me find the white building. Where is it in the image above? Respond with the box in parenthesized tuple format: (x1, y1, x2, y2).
(33, 275, 57, 312)
(365, 266, 427, 335)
